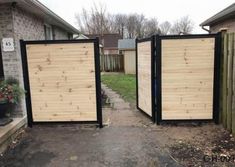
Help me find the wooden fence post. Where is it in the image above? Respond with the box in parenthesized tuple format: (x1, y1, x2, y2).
(232, 33, 235, 134)
(221, 34, 228, 128)
(227, 33, 234, 132)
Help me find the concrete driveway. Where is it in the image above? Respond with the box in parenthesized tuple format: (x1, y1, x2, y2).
(0, 85, 181, 167)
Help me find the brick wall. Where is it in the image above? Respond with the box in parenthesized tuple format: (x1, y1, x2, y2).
(210, 18, 235, 33)
(0, 3, 72, 117)
(0, 5, 45, 117)
(0, 4, 15, 78)
(0, 4, 22, 116)
(11, 6, 45, 117)
(0, 4, 13, 38)
(12, 5, 45, 80)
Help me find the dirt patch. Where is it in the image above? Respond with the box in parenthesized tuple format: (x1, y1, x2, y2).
(168, 126, 235, 167)
(211, 131, 235, 155)
(170, 142, 209, 166)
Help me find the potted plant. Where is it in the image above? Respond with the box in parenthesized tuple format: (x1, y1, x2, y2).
(0, 78, 25, 122)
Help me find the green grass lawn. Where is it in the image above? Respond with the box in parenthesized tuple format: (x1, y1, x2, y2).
(101, 73, 136, 104)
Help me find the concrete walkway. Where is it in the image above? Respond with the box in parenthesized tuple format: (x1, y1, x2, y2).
(0, 84, 181, 167)
(102, 84, 152, 127)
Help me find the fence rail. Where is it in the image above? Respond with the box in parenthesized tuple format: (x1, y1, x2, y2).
(220, 32, 235, 134)
(100, 54, 124, 72)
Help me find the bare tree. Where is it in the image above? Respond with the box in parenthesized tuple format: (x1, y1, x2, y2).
(125, 14, 146, 38)
(75, 3, 112, 34)
(125, 14, 137, 38)
(170, 16, 194, 35)
(159, 21, 171, 35)
(75, 8, 89, 33)
(111, 14, 127, 38)
(143, 18, 160, 37)
(75, 3, 195, 38)
(135, 14, 146, 38)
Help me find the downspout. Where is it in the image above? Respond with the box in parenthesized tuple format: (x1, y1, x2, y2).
(201, 26, 211, 34)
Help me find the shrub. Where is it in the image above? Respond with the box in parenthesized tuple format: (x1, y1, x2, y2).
(0, 78, 25, 104)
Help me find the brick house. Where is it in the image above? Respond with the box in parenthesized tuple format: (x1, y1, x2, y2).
(86, 34, 122, 55)
(0, 0, 79, 152)
(200, 3, 235, 33)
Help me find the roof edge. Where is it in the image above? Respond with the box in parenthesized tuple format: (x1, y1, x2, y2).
(200, 3, 235, 26)
(26, 0, 79, 34)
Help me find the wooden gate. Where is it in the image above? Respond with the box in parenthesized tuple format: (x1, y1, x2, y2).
(136, 34, 221, 124)
(20, 39, 102, 127)
(136, 37, 156, 122)
(158, 34, 220, 123)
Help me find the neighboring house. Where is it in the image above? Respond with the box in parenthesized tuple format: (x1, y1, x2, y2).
(74, 34, 104, 53)
(86, 34, 122, 55)
(74, 34, 89, 39)
(118, 39, 136, 74)
(200, 3, 235, 33)
(0, 0, 79, 153)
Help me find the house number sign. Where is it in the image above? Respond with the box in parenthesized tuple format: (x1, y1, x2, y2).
(2, 38, 14, 52)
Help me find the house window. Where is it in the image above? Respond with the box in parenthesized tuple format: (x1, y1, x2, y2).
(44, 24, 53, 40)
(0, 46, 4, 79)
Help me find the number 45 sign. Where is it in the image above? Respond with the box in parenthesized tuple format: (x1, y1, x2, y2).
(2, 38, 14, 52)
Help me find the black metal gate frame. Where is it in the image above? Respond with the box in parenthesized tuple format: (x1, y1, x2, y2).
(136, 33, 221, 125)
(0, 46, 4, 78)
(20, 38, 103, 128)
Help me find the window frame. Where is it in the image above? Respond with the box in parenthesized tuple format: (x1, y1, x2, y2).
(44, 24, 53, 40)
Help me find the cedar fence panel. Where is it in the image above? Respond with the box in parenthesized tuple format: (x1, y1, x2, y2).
(220, 33, 235, 134)
(100, 54, 124, 72)
(20, 39, 102, 128)
(161, 37, 216, 120)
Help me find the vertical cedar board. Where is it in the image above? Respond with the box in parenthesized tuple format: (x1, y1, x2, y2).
(26, 43, 97, 122)
(232, 33, 235, 134)
(161, 38, 215, 120)
(222, 34, 228, 127)
(137, 41, 152, 116)
(226, 33, 234, 131)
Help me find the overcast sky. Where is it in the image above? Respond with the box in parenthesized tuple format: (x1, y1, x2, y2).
(39, 0, 234, 34)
